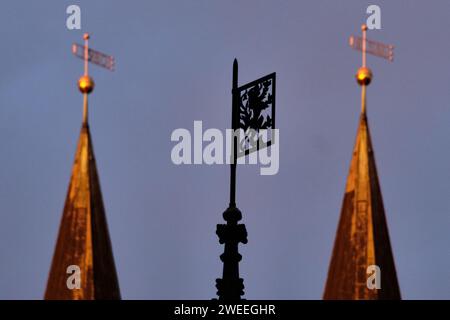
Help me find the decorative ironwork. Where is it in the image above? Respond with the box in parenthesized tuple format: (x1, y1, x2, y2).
(236, 72, 276, 157)
(215, 206, 248, 300)
(216, 59, 276, 301)
(349, 35, 394, 62)
(72, 43, 115, 71)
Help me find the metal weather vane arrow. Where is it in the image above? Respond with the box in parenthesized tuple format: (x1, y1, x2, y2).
(72, 33, 115, 73)
(349, 25, 394, 66)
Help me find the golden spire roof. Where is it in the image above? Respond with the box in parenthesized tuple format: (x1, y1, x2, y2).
(323, 25, 400, 300)
(45, 123, 121, 300)
(323, 110, 401, 300)
(45, 34, 120, 300)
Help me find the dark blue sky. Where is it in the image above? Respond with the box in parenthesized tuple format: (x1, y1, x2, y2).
(0, 1, 449, 299)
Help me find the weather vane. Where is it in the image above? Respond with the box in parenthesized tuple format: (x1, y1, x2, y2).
(349, 24, 394, 113)
(71, 33, 115, 124)
(215, 59, 276, 301)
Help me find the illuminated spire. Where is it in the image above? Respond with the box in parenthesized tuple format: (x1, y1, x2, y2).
(323, 25, 400, 300)
(45, 34, 119, 300)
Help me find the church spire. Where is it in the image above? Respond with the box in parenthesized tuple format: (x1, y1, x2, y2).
(45, 34, 120, 300)
(323, 25, 400, 300)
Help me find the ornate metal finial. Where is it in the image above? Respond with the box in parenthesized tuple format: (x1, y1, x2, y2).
(356, 24, 372, 86)
(349, 24, 394, 87)
(349, 24, 394, 113)
(71, 34, 114, 124)
(77, 33, 95, 94)
(72, 33, 115, 95)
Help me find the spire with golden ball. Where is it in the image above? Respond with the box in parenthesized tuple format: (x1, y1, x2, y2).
(45, 34, 119, 300)
(323, 25, 400, 300)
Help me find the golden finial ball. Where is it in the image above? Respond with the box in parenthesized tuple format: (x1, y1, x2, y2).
(356, 67, 372, 86)
(78, 75, 95, 94)
(83, 33, 90, 40)
(361, 24, 368, 31)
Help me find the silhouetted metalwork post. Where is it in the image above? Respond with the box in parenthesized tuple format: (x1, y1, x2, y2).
(216, 59, 248, 300)
(215, 59, 276, 300)
(230, 59, 238, 208)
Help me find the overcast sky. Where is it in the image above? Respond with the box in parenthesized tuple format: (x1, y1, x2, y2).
(0, 0, 449, 299)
